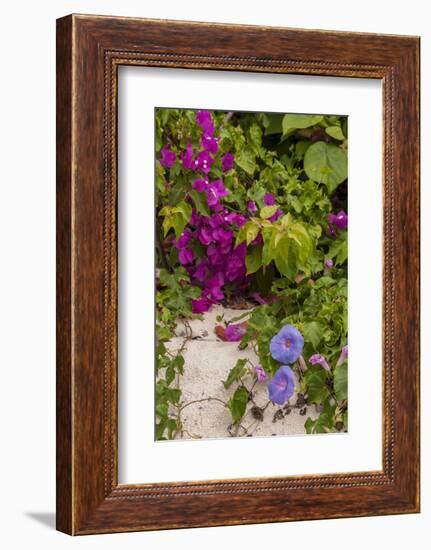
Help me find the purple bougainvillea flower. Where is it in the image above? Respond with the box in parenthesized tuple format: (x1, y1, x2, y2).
(159, 145, 176, 168)
(270, 324, 304, 364)
(224, 323, 247, 342)
(309, 354, 331, 372)
(178, 247, 194, 266)
(197, 226, 214, 245)
(180, 143, 194, 169)
(328, 210, 348, 230)
(328, 224, 337, 238)
(193, 150, 215, 174)
(206, 179, 229, 208)
(208, 285, 224, 301)
(193, 261, 208, 282)
(264, 193, 276, 206)
(212, 226, 233, 243)
(196, 110, 215, 137)
(175, 229, 192, 250)
(268, 366, 296, 405)
(192, 297, 211, 314)
(189, 209, 201, 227)
(208, 271, 225, 289)
(336, 345, 348, 367)
(207, 243, 223, 266)
(247, 200, 258, 214)
(324, 258, 333, 270)
(221, 152, 235, 172)
(268, 208, 283, 222)
(192, 178, 208, 192)
(201, 134, 219, 154)
(255, 364, 267, 382)
(225, 243, 247, 282)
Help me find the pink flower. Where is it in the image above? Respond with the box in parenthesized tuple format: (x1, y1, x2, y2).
(224, 323, 247, 342)
(336, 345, 348, 366)
(309, 354, 331, 371)
(196, 110, 215, 137)
(159, 145, 176, 168)
(247, 200, 258, 213)
(192, 298, 211, 314)
(328, 210, 348, 230)
(264, 193, 276, 206)
(201, 134, 219, 154)
(193, 150, 215, 174)
(255, 364, 267, 382)
(178, 247, 194, 266)
(221, 152, 235, 172)
(181, 143, 194, 169)
(268, 208, 283, 222)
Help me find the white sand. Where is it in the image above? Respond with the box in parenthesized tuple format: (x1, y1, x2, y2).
(163, 305, 318, 440)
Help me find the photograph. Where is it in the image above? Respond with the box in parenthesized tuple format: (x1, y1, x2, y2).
(155, 107, 349, 441)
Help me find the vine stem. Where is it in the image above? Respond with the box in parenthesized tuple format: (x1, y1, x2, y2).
(178, 396, 228, 413)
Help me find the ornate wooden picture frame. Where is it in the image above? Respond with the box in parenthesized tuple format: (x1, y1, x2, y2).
(56, 14, 420, 535)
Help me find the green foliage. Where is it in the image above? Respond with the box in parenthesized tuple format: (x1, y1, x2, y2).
(227, 385, 249, 423)
(155, 107, 349, 438)
(304, 142, 347, 193)
(305, 401, 336, 434)
(334, 363, 348, 401)
(223, 359, 248, 389)
(282, 114, 324, 136)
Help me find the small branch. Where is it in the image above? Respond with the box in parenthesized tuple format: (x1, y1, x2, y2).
(178, 396, 227, 414)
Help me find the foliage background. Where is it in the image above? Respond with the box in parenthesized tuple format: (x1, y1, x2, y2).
(155, 107, 348, 438)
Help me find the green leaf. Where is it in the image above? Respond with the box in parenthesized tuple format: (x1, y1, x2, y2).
(304, 406, 335, 434)
(288, 223, 313, 265)
(155, 419, 167, 440)
(167, 418, 177, 439)
(263, 113, 283, 135)
(223, 359, 248, 389)
(155, 402, 168, 419)
(228, 385, 249, 422)
(246, 222, 260, 245)
(325, 126, 345, 141)
(304, 141, 347, 193)
(165, 366, 176, 385)
(162, 200, 192, 238)
(237, 221, 260, 246)
(189, 189, 210, 216)
(262, 227, 277, 266)
(246, 245, 262, 274)
(249, 124, 263, 149)
(282, 114, 324, 136)
(236, 148, 256, 176)
(174, 200, 192, 221)
(165, 388, 181, 405)
(303, 321, 324, 349)
(334, 363, 348, 401)
(260, 205, 279, 219)
(171, 213, 188, 238)
(326, 232, 348, 266)
(304, 365, 329, 404)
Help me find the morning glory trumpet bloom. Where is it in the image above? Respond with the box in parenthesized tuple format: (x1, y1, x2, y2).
(268, 366, 296, 405)
(336, 345, 348, 366)
(309, 354, 331, 372)
(270, 324, 304, 365)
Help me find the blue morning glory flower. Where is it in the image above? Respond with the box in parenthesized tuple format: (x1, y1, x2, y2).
(269, 324, 304, 364)
(268, 366, 296, 405)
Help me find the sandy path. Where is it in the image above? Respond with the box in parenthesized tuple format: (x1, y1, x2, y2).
(164, 305, 318, 440)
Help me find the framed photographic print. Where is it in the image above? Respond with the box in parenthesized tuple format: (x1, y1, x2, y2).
(56, 14, 420, 534)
